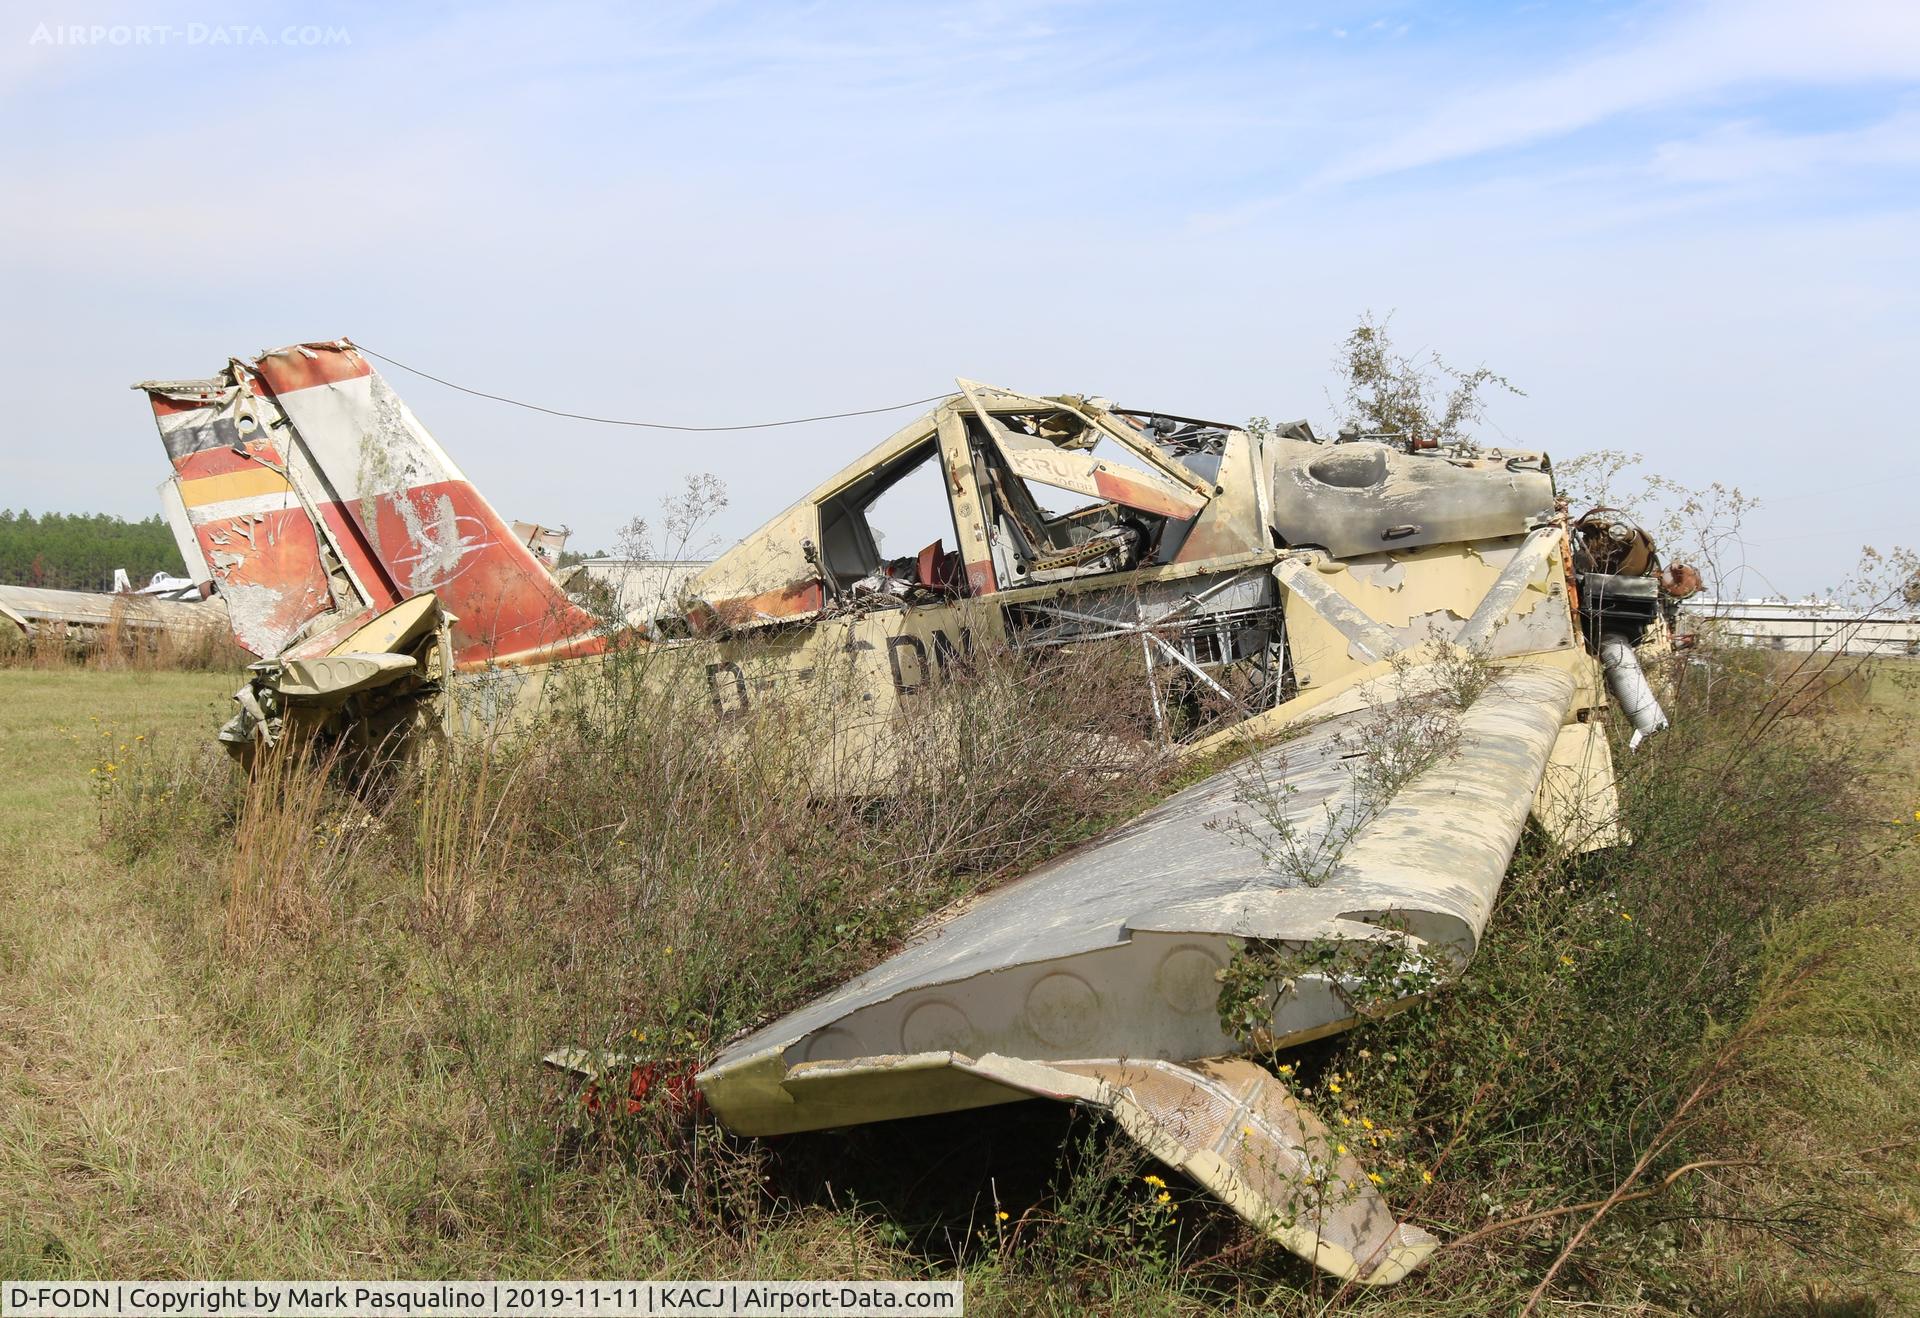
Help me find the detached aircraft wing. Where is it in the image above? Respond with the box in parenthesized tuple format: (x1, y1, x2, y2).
(695, 654, 1578, 1285)
(0, 583, 224, 643)
(682, 476, 1635, 1286)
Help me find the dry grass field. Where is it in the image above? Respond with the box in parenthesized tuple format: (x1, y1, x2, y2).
(0, 655, 1914, 1313)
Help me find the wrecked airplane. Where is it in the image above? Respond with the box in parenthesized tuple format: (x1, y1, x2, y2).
(139, 339, 1688, 1285)
(0, 581, 224, 651)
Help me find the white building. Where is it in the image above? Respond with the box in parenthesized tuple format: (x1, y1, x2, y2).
(1678, 598, 1920, 657)
(574, 557, 710, 620)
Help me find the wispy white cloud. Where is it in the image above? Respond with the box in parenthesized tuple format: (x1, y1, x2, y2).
(1320, 0, 1920, 184)
(1649, 104, 1920, 183)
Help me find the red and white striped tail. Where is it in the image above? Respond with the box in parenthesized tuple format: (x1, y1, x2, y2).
(139, 340, 606, 668)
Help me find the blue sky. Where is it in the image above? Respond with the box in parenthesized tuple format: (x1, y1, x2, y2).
(3, 0, 1916, 596)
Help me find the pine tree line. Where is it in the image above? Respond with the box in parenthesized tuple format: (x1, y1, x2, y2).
(0, 510, 186, 592)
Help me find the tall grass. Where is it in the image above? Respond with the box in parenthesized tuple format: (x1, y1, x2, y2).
(92, 635, 1174, 1256)
(223, 736, 356, 945)
(84, 637, 1906, 1310)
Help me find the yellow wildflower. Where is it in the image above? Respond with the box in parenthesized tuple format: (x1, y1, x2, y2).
(1421, 1170, 1433, 1184)
(1142, 1174, 1166, 1189)
(1335, 1143, 1347, 1156)
(995, 1210, 1008, 1221)
(1361, 1117, 1374, 1130)
(1328, 1080, 1342, 1094)
(1620, 911, 1633, 922)
(1156, 1191, 1171, 1205)
(1367, 1172, 1383, 1185)
(1242, 1125, 1255, 1138)
(1559, 954, 1575, 967)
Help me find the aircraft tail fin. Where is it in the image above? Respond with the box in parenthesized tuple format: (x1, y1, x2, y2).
(140, 367, 360, 656)
(140, 340, 607, 667)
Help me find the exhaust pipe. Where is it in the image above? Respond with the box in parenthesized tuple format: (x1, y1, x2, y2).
(1600, 633, 1668, 750)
